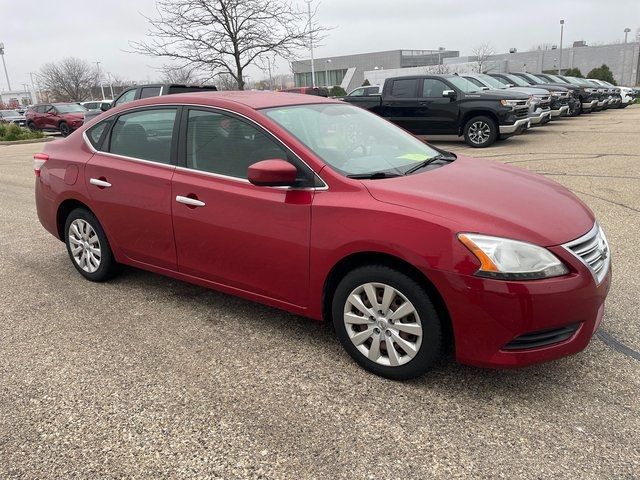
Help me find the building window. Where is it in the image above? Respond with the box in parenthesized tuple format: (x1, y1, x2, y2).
(295, 69, 347, 87)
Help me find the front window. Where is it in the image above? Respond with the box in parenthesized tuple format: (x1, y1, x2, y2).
(263, 103, 442, 176)
(447, 76, 481, 93)
(55, 104, 87, 113)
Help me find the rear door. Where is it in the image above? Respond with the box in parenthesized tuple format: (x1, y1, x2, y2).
(171, 107, 316, 306)
(84, 107, 179, 269)
(415, 78, 460, 134)
(381, 78, 420, 132)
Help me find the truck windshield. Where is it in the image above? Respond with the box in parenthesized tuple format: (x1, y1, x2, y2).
(505, 75, 531, 87)
(263, 103, 442, 176)
(447, 77, 482, 93)
(476, 74, 508, 89)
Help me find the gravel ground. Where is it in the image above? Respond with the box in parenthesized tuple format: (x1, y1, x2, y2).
(0, 106, 639, 479)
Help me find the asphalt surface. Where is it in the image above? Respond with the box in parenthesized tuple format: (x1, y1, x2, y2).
(1, 106, 639, 479)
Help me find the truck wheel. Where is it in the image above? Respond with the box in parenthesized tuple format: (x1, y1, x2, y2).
(463, 116, 497, 148)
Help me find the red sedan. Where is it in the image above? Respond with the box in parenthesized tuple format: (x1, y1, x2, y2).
(34, 92, 611, 379)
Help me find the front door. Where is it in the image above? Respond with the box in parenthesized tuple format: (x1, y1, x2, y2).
(171, 108, 314, 306)
(84, 107, 179, 270)
(415, 78, 460, 135)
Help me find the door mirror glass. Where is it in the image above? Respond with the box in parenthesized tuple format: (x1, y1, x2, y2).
(248, 159, 298, 187)
(442, 89, 456, 99)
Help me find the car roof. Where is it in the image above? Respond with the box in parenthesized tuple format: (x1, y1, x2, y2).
(120, 91, 341, 110)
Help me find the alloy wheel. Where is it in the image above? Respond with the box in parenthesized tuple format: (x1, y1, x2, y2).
(68, 219, 101, 273)
(343, 282, 423, 367)
(468, 121, 491, 145)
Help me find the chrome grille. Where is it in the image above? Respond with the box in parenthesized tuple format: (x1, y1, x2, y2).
(563, 223, 610, 284)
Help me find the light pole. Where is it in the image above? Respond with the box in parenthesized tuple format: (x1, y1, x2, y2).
(95, 61, 106, 100)
(266, 58, 273, 90)
(106, 72, 115, 100)
(0, 42, 12, 91)
(325, 59, 332, 87)
(28, 72, 40, 103)
(305, 0, 316, 87)
(624, 28, 631, 43)
(558, 20, 565, 75)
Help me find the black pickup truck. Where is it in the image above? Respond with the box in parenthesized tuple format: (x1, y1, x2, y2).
(342, 74, 531, 147)
(83, 83, 218, 124)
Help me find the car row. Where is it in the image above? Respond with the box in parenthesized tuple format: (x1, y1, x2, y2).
(344, 73, 637, 147)
(34, 90, 611, 379)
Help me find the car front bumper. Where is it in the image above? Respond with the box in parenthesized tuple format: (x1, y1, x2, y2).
(550, 105, 570, 117)
(499, 118, 530, 134)
(429, 238, 611, 368)
(529, 109, 552, 125)
(582, 99, 598, 111)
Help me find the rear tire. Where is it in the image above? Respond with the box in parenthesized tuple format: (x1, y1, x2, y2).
(463, 115, 497, 148)
(64, 208, 119, 282)
(332, 265, 443, 380)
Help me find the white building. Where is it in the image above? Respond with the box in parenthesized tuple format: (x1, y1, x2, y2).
(0, 90, 33, 107)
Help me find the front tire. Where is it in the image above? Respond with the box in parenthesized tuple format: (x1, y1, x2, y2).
(463, 115, 497, 148)
(64, 208, 119, 282)
(59, 122, 71, 137)
(332, 265, 443, 380)
(27, 121, 39, 132)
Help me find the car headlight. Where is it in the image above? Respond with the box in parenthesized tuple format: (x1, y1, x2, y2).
(458, 233, 569, 280)
(500, 99, 523, 108)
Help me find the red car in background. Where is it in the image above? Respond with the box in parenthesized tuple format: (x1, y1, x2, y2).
(34, 92, 611, 379)
(26, 103, 87, 136)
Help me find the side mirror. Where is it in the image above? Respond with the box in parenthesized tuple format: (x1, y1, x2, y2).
(248, 159, 298, 187)
(442, 89, 456, 99)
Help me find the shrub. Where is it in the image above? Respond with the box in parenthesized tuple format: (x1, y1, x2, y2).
(562, 68, 583, 78)
(362, 79, 371, 86)
(0, 123, 45, 142)
(329, 85, 347, 97)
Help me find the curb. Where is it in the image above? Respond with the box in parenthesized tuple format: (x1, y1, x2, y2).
(0, 137, 55, 146)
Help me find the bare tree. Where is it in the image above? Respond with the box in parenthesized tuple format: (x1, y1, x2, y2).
(130, 0, 329, 90)
(426, 63, 451, 74)
(472, 43, 495, 73)
(216, 73, 239, 91)
(160, 64, 200, 84)
(38, 58, 99, 102)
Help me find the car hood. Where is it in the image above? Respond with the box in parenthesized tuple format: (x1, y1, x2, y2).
(465, 90, 529, 101)
(363, 155, 594, 246)
(1, 115, 25, 121)
(538, 83, 575, 92)
(507, 86, 550, 95)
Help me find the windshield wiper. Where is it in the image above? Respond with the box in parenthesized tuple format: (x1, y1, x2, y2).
(346, 171, 401, 180)
(403, 154, 455, 175)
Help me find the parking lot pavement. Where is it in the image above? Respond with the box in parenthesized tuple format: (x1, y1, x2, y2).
(1, 107, 639, 479)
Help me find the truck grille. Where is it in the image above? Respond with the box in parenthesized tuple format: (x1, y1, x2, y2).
(514, 106, 529, 118)
(563, 223, 610, 285)
(503, 323, 580, 350)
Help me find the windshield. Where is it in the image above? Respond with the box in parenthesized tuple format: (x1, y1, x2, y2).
(0, 110, 20, 117)
(531, 74, 550, 84)
(504, 74, 531, 87)
(263, 103, 442, 176)
(564, 77, 584, 86)
(547, 74, 567, 83)
(55, 104, 87, 113)
(447, 76, 481, 93)
(476, 74, 507, 89)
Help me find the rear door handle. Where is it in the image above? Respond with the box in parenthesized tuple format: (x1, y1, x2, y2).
(89, 178, 111, 188)
(176, 195, 205, 207)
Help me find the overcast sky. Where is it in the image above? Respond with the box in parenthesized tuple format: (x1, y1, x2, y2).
(0, 0, 637, 91)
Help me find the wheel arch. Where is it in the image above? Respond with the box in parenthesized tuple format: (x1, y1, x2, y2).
(322, 251, 454, 353)
(459, 110, 499, 136)
(56, 198, 93, 240)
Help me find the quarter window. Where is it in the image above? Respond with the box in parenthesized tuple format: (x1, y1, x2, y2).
(109, 108, 177, 164)
(86, 119, 113, 149)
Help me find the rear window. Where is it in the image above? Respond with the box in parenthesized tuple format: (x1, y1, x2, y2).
(390, 79, 417, 98)
(167, 85, 218, 94)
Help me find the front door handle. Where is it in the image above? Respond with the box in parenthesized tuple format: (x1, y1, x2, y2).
(176, 195, 205, 207)
(89, 178, 111, 188)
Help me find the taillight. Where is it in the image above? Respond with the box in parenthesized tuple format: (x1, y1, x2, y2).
(33, 153, 49, 177)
